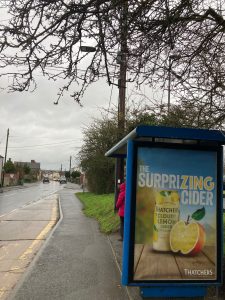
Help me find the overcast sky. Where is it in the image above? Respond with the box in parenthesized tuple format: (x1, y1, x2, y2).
(0, 6, 163, 172)
(0, 5, 123, 171)
(0, 76, 119, 171)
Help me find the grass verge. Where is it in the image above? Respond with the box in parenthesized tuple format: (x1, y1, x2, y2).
(76, 192, 225, 255)
(76, 192, 120, 234)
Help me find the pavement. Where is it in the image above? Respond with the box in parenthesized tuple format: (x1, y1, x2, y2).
(4, 183, 224, 300)
(9, 183, 132, 300)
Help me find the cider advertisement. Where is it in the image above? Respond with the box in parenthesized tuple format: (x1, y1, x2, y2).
(133, 147, 217, 281)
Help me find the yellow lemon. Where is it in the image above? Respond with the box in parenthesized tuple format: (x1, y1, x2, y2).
(170, 220, 206, 255)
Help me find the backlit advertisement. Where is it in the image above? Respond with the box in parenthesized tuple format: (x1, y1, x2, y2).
(133, 146, 217, 281)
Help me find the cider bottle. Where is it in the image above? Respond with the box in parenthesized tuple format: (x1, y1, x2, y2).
(153, 190, 180, 251)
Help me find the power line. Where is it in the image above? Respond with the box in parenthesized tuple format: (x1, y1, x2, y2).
(0, 140, 82, 149)
(9, 135, 82, 140)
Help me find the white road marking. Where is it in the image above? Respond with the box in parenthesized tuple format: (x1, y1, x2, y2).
(0, 192, 59, 219)
(0, 209, 17, 218)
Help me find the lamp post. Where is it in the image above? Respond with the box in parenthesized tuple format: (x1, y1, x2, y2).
(80, 46, 96, 52)
(80, 37, 127, 205)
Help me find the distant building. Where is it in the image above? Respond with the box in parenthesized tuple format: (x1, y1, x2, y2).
(14, 159, 41, 181)
(52, 172, 60, 181)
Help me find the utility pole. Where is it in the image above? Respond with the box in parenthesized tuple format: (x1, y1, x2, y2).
(1, 128, 9, 187)
(168, 53, 181, 113)
(115, 1, 128, 207)
(69, 156, 72, 181)
(115, 48, 127, 185)
(69, 156, 72, 172)
(168, 56, 172, 113)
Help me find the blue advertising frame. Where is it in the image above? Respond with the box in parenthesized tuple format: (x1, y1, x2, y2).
(105, 125, 225, 298)
(122, 140, 223, 296)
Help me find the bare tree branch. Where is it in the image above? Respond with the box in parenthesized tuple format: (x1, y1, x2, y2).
(0, 0, 225, 127)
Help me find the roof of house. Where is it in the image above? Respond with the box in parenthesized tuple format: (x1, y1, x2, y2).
(14, 160, 40, 170)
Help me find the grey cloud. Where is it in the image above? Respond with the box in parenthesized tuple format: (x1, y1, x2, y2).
(0, 76, 118, 170)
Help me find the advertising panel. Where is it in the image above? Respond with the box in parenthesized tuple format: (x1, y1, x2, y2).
(133, 146, 218, 282)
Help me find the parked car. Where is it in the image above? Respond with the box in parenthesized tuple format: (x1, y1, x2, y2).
(59, 176, 67, 184)
(43, 177, 49, 183)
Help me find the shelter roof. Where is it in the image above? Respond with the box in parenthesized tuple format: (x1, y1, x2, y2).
(105, 125, 225, 158)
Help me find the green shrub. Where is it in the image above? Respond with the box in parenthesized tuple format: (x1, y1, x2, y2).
(23, 178, 31, 183)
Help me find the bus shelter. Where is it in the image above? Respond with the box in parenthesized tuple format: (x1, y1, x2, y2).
(105, 125, 225, 298)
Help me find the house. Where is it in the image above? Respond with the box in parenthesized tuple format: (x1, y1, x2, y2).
(14, 159, 41, 181)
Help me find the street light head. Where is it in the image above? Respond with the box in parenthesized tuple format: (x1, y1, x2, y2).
(169, 54, 181, 60)
(80, 46, 96, 52)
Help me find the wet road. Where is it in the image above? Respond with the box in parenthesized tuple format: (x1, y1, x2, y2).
(0, 181, 64, 216)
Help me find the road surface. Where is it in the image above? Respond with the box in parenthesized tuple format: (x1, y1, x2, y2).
(0, 181, 64, 216)
(0, 182, 61, 299)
